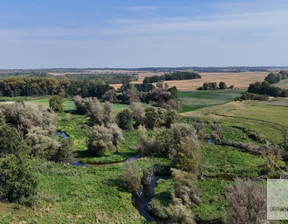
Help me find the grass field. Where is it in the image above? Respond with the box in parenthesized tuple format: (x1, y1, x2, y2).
(1, 91, 287, 223)
(178, 89, 243, 113)
(0, 160, 144, 224)
(182, 100, 288, 144)
(273, 79, 288, 90)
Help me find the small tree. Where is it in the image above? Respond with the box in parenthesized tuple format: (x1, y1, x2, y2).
(102, 89, 117, 103)
(130, 102, 145, 126)
(169, 124, 201, 173)
(117, 109, 133, 130)
(86, 98, 102, 126)
(0, 122, 27, 157)
(122, 86, 139, 104)
(103, 101, 114, 124)
(219, 81, 227, 90)
(0, 154, 38, 205)
(171, 139, 201, 173)
(226, 179, 268, 224)
(107, 123, 124, 153)
(54, 139, 74, 163)
(121, 161, 142, 197)
(49, 95, 63, 113)
(87, 125, 113, 157)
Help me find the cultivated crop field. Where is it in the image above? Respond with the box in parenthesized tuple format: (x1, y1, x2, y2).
(111, 72, 268, 91)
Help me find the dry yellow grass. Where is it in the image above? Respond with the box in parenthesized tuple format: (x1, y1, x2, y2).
(111, 72, 268, 90)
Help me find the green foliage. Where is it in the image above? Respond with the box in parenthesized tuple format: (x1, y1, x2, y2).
(134, 83, 155, 92)
(147, 199, 171, 219)
(143, 72, 201, 83)
(49, 95, 63, 112)
(144, 107, 177, 129)
(265, 72, 281, 84)
(0, 154, 37, 205)
(0, 122, 27, 157)
(145, 88, 179, 109)
(64, 72, 138, 84)
(54, 139, 74, 163)
(121, 161, 142, 196)
(219, 81, 227, 90)
(2, 102, 57, 135)
(248, 81, 288, 97)
(0, 77, 70, 97)
(87, 125, 113, 157)
(172, 169, 201, 207)
(236, 92, 269, 101)
(116, 109, 132, 130)
(172, 140, 201, 173)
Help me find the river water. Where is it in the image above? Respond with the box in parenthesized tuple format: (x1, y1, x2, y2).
(133, 176, 169, 224)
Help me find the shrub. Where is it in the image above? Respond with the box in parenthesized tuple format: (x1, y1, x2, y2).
(219, 81, 227, 90)
(265, 72, 281, 84)
(103, 101, 114, 124)
(73, 95, 102, 125)
(238, 92, 269, 101)
(130, 102, 145, 126)
(49, 95, 63, 113)
(25, 127, 60, 159)
(87, 125, 113, 157)
(0, 154, 38, 205)
(169, 124, 201, 172)
(2, 102, 57, 135)
(145, 88, 178, 109)
(106, 123, 124, 153)
(121, 161, 142, 197)
(171, 139, 201, 173)
(172, 169, 201, 207)
(85, 98, 102, 126)
(226, 179, 268, 224)
(116, 109, 133, 130)
(193, 121, 205, 140)
(101, 89, 117, 103)
(169, 204, 196, 224)
(54, 139, 74, 163)
(122, 86, 139, 104)
(148, 199, 171, 219)
(144, 107, 177, 129)
(0, 121, 27, 157)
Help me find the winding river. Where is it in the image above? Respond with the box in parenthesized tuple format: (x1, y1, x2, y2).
(54, 131, 169, 223)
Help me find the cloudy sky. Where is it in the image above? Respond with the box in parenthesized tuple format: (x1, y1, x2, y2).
(0, 0, 288, 68)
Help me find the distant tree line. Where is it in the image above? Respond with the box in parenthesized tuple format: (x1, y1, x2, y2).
(143, 72, 201, 83)
(0, 77, 112, 98)
(63, 73, 138, 84)
(197, 81, 233, 90)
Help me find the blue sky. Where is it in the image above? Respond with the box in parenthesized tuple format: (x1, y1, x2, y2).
(0, 0, 288, 68)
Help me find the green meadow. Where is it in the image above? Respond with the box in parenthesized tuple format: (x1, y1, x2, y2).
(1, 91, 288, 223)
